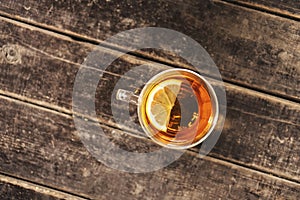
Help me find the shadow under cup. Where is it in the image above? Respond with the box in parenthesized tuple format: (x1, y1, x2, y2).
(136, 68, 219, 149)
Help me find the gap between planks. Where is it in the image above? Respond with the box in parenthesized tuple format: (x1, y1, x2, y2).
(0, 89, 299, 186)
(218, 0, 300, 21)
(0, 172, 89, 200)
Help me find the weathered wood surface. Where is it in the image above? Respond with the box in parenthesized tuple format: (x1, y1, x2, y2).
(0, 174, 84, 200)
(0, 16, 299, 185)
(231, 0, 300, 19)
(0, 0, 299, 101)
(0, 95, 300, 199)
(0, 0, 300, 199)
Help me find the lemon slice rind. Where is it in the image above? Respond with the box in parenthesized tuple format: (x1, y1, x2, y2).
(145, 79, 182, 132)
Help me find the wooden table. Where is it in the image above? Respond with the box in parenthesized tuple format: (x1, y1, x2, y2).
(0, 0, 299, 199)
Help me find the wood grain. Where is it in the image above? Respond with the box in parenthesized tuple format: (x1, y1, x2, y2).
(230, 0, 300, 20)
(0, 17, 299, 184)
(0, 174, 85, 200)
(0, 95, 299, 199)
(0, 0, 299, 100)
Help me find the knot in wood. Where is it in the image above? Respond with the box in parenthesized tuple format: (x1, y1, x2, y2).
(1, 45, 21, 64)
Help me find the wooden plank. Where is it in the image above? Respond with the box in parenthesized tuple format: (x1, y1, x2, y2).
(0, 174, 85, 200)
(0, 17, 299, 183)
(0, 0, 299, 100)
(209, 84, 300, 182)
(229, 0, 300, 20)
(0, 95, 300, 199)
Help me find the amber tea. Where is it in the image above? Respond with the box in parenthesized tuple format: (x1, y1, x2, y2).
(117, 69, 218, 149)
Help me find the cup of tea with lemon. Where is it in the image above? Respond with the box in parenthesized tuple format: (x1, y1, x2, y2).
(117, 68, 218, 149)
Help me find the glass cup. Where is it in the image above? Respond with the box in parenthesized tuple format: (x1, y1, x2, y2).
(116, 68, 218, 149)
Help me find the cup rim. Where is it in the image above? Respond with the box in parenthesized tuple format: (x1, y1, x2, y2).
(137, 68, 219, 149)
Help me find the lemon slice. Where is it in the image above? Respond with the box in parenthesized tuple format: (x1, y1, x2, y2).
(145, 79, 182, 132)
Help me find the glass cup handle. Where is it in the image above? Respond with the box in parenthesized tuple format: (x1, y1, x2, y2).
(116, 89, 139, 105)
